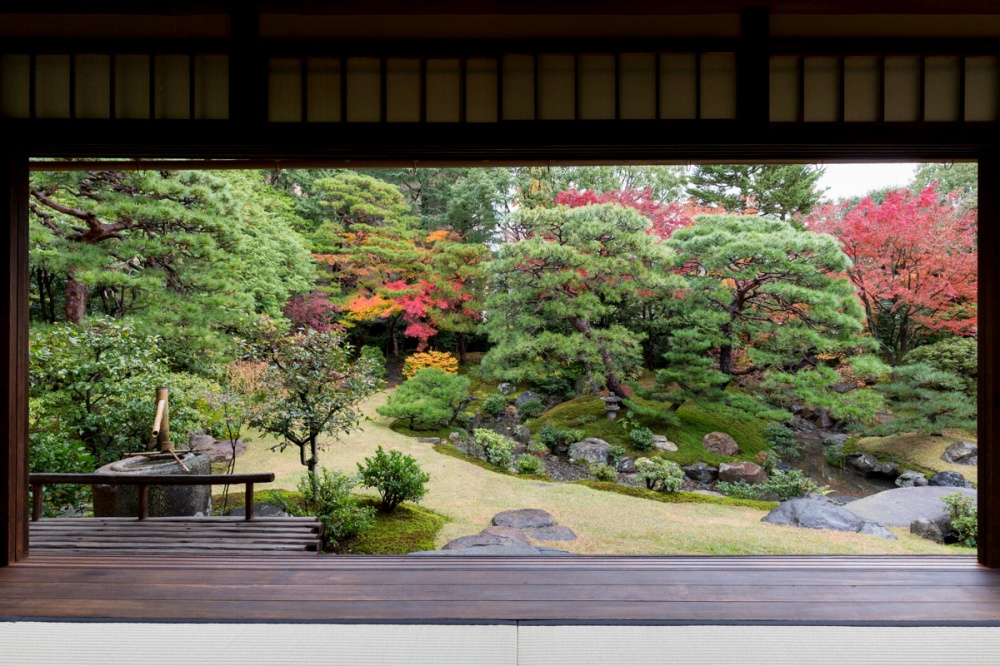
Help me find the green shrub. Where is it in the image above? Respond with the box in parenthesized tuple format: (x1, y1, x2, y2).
(905, 338, 977, 392)
(591, 463, 618, 482)
(635, 457, 685, 492)
(474, 429, 515, 470)
(537, 425, 582, 453)
(357, 446, 430, 513)
(360, 345, 388, 379)
(517, 397, 545, 419)
(482, 393, 508, 417)
(377, 368, 471, 431)
(867, 363, 976, 435)
(764, 422, 803, 459)
(606, 444, 627, 466)
(527, 440, 549, 455)
(528, 374, 575, 398)
(825, 447, 846, 468)
(717, 469, 823, 501)
(29, 430, 96, 515)
(629, 426, 655, 452)
(576, 413, 599, 425)
(297, 470, 376, 550)
(943, 492, 977, 547)
(516, 454, 546, 476)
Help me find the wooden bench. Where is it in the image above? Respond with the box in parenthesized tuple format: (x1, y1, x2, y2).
(28, 472, 324, 556)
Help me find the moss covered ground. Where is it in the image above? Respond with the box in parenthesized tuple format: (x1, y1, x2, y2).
(847, 433, 978, 486)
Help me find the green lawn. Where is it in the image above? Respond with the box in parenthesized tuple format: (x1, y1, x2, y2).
(224, 390, 972, 556)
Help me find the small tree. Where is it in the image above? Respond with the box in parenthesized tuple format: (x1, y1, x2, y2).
(242, 317, 383, 498)
(357, 446, 430, 513)
(376, 368, 471, 430)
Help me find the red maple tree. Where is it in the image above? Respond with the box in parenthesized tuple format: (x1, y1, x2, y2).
(805, 185, 977, 364)
(555, 188, 719, 239)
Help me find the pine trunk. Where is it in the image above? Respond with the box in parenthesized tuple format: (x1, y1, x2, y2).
(64, 277, 88, 324)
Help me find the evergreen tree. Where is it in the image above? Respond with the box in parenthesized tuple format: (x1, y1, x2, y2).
(687, 164, 825, 219)
(481, 203, 682, 398)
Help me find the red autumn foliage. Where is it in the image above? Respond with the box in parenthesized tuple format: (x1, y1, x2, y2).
(804, 184, 977, 363)
(555, 188, 719, 239)
(282, 292, 343, 333)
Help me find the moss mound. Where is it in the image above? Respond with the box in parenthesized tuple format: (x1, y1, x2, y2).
(346, 499, 448, 555)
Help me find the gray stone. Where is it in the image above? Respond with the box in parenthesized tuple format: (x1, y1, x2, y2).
(929, 471, 974, 488)
(682, 463, 719, 484)
(821, 433, 849, 447)
(910, 515, 953, 544)
(702, 432, 740, 456)
(878, 461, 900, 479)
(617, 457, 636, 473)
(515, 391, 541, 408)
(941, 441, 978, 466)
(512, 425, 531, 444)
(718, 461, 768, 485)
(416, 437, 442, 444)
(816, 407, 835, 429)
(843, 486, 976, 527)
(188, 432, 216, 450)
(498, 382, 515, 395)
(443, 527, 531, 550)
(189, 435, 246, 462)
(480, 526, 532, 544)
(93, 452, 212, 518)
(761, 497, 896, 540)
(895, 470, 929, 488)
(411, 544, 544, 556)
(844, 452, 881, 476)
(492, 508, 558, 529)
(651, 435, 678, 452)
(226, 502, 289, 518)
(523, 525, 578, 541)
(449, 432, 462, 442)
(569, 438, 611, 465)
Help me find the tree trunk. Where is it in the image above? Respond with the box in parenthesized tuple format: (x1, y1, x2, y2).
(306, 437, 320, 500)
(64, 277, 88, 324)
(568, 316, 628, 400)
(456, 332, 467, 365)
(388, 316, 400, 357)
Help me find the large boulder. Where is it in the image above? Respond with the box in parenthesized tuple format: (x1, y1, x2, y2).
(941, 441, 978, 466)
(762, 497, 896, 540)
(910, 515, 955, 544)
(843, 486, 976, 527)
(702, 432, 740, 456)
(682, 462, 719, 484)
(522, 525, 577, 541)
(718, 461, 768, 485)
(492, 508, 558, 529)
(895, 470, 929, 488)
(929, 471, 974, 488)
(844, 452, 881, 476)
(568, 438, 611, 465)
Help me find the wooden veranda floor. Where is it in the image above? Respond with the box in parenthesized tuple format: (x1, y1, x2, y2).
(1, 555, 998, 623)
(27, 516, 324, 556)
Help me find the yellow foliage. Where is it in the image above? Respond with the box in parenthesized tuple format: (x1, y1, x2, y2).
(402, 351, 459, 379)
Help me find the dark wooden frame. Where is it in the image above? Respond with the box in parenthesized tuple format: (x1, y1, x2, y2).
(2, 5, 999, 624)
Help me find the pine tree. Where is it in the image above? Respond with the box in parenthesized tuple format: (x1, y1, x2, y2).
(687, 164, 825, 220)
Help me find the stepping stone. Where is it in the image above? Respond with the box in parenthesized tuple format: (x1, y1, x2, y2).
(410, 544, 544, 556)
(492, 508, 557, 529)
(523, 525, 577, 541)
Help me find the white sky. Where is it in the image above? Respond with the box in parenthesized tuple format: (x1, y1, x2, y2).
(815, 163, 919, 201)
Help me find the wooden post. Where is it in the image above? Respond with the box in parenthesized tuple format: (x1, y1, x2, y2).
(138, 484, 148, 520)
(1, 150, 29, 566)
(245, 483, 254, 521)
(979, 147, 999, 568)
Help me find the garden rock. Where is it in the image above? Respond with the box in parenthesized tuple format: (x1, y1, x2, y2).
(718, 461, 767, 485)
(188, 433, 215, 450)
(416, 437, 441, 444)
(843, 486, 976, 527)
(910, 515, 954, 544)
(512, 425, 531, 444)
(762, 497, 896, 540)
(617, 457, 636, 473)
(789, 415, 818, 433)
(702, 432, 740, 456)
(225, 503, 289, 518)
(651, 435, 678, 452)
(189, 435, 246, 462)
(443, 528, 531, 550)
(515, 391, 541, 408)
(844, 452, 880, 476)
(821, 434, 849, 447)
(878, 461, 900, 479)
(815, 407, 835, 429)
(895, 470, 929, 488)
(498, 382, 514, 395)
(568, 438, 611, 465)
(449, 432, 462, 442)
(682, 463, 719, 484)
(929, 471, 974, 488)
(941, 441, 978, 466)
(480, 526, 532, 544)
(523, 525, 577, 542)
(492, 508, 558, 529)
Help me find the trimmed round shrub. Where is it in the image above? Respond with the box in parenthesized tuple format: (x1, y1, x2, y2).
(376, 368, 471, 431)
(357, 446, 431, 513)
(360, 345, 388, 379)
(482, 393, 507, 417)
(474, 429, 516, 471)
(517, 397, 545, 419)
(591, 463, 618, 482)
(629, 426, 655, 452)
(635, 457, 685, 493)
(516, 454, 546, 476)
(297, 469, 376, 550)
(402, 351, 459, 380)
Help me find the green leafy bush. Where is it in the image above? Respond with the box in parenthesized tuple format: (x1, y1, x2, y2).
(867, 363, 976, 436)
(360, 345, 388, 379)
(629, 426, 655, 452)
(825, 447, 846, 468)
(29, 431, 96, 515)
(528, 374, 575, 399)
(517, 397, 545, 419)
(296, 470, 376, 550)
(357, 446, 430, 513)
(516, 454, 546, 476)
(527, 440, 549, 455)
(606, 444, 627, 466)
(717, 469, 823, 501)
(537, 425, 582, 453)
(764, 422, 802, 459)
(591, 463, 618, 482)
(635, 457, 685, 492)
(482, 393, 508, 417)
(474, 429, 515, 470)
(943, 492, 977, 547)
(377, 368, 471, 431)
(905, 338, 976, 392)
